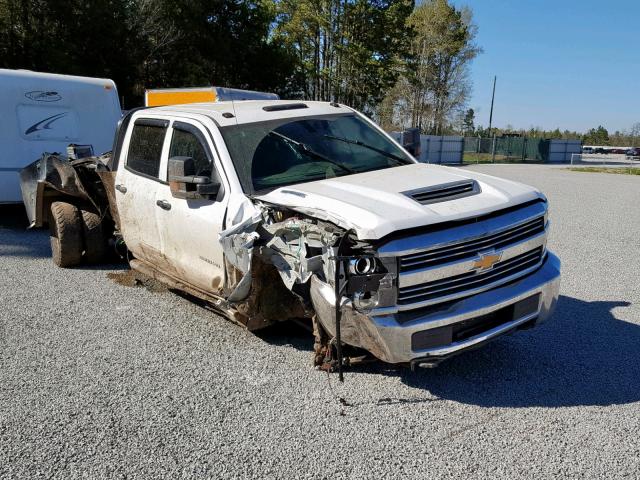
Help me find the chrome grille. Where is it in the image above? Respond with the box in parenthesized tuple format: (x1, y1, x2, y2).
(400, 215, 545, 272)
(375, 200, 549, 313)
(405, 180, 479, 205)
(398, 247, 544, 306)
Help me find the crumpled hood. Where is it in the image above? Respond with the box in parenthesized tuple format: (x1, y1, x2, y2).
(256, 163, 544, 240)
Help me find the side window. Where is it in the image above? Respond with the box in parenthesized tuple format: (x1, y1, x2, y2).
(127, 121, 167, 178)
(169, 127, 211, 177)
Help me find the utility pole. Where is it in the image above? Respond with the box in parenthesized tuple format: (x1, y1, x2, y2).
(488, 76, 497, 136)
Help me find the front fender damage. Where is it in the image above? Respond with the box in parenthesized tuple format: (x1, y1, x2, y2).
(309, 275, 393, 363)
(218, 199, 393, 368)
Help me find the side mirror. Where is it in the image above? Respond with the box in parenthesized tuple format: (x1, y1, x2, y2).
(168, 156, 220, 199)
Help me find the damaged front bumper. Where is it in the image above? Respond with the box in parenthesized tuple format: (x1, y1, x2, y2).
(310, 252, 561, 365)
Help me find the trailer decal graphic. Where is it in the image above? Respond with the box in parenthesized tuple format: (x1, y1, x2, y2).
(25, 112, 69, 135)
(25, 91, 62, 102)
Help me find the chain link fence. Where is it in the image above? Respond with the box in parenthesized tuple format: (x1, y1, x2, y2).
(463, 137, 581, 163)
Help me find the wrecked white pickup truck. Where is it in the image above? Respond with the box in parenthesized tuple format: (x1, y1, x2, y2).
(20, 100, 560, 372)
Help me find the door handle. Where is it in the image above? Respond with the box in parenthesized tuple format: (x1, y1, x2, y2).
(156, 199, 172, 211)
(115, 184, 127, 194)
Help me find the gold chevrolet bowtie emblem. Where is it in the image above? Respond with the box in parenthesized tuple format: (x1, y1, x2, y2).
(473, 251, 502, 272)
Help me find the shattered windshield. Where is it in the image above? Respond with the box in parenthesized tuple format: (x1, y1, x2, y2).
(219, 113, 414, 194)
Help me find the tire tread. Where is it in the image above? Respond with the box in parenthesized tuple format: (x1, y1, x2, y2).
(49, 202, 83, 268)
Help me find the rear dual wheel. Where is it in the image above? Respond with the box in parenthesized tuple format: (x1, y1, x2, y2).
(80, 209, 108, 264)
(49, 202, 83, 268)
(49, 201, 107, 268)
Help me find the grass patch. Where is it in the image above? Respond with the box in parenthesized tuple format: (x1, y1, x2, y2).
(463, 152, 544, 164)
(463, 153, 496, 164)
(568, 167, 640, 175)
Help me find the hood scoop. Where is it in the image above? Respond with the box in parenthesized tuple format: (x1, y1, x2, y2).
(403, 180, 480, 205)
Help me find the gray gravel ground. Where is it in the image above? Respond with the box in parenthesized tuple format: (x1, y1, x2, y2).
(1, 165, 639, 479)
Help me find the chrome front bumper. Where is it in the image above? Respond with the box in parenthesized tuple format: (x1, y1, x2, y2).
(310, 252, 561, 365)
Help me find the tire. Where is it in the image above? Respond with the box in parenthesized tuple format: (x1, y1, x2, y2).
(80, 209, 107, 264)
(49, 201, 83, 268)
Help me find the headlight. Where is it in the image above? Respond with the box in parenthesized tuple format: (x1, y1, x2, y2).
(353, 291, 379, 311)
(348, 257, 377, 275)
(346, 254, 397, 309)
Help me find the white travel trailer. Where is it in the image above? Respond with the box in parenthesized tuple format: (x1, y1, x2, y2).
(0, 69, 122, 203)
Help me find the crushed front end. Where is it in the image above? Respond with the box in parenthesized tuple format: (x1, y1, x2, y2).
(306, 199, 561, 367)
(219, 196, 559, 370)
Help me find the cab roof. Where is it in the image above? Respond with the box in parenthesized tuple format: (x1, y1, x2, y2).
(148, 100, 352, 127)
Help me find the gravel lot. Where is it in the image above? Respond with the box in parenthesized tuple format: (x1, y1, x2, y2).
(1, 165, 639, 479)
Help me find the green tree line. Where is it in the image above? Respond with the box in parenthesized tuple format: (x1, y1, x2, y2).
(466, 123, 640, 145)
(0, 0, 480, 132)
(0, 0, 300, 107)
(581, 124, 640, 147)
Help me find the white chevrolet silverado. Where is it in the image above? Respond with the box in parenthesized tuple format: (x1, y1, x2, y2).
(20, 100, 560, 372)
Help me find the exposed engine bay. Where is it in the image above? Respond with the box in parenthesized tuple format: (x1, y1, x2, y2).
(219, 200, 398, 375)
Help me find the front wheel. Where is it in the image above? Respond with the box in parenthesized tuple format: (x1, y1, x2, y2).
(49, 201, 83, 268)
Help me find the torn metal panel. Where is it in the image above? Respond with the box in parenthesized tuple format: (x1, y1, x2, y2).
(20, 152, 112, 227)
(219, 215, 261, 274)
(227, 194, 263, 228)
(218, 197, 264, 272)
(220, 215, 262, 302)
(218, 199, 264, 302)
(261, 219, 342, 289)
(219, 199, 345, 304)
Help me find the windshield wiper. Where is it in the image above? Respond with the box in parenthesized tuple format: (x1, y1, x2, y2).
(324, 134, 410, 166)
(268, 131, 356, 174)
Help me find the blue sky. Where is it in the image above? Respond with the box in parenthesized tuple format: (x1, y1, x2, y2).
(451, 0, 640, 133)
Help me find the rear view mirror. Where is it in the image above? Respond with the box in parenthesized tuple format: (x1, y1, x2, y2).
(168, 156, 220, 199)
(196, 182, 220, 196)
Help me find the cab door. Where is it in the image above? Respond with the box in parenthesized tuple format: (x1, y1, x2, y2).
(154, 120, 228, 294)
(114, 118, 169, 265)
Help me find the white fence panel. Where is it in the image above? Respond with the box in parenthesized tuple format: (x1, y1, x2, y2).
(548, 140, 582, 162)
(420, 135, 463, 164)
(390, 132, 463, 164)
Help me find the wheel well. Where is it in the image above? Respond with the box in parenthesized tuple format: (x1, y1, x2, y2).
(39, 188, 96, 228)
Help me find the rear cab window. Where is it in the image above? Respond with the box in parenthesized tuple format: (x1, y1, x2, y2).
(126, 119, 169, 179)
